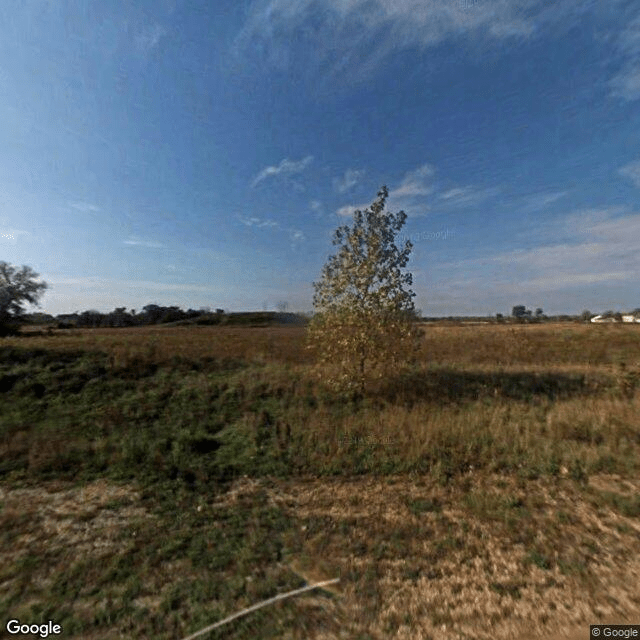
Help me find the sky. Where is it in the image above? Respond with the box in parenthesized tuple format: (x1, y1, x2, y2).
(1, 0, 640, 317)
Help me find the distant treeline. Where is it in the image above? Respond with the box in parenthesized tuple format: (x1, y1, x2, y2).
(22, 306, 309, 329)
(21, 308, 638, 329)
(421, 315, 579, 323)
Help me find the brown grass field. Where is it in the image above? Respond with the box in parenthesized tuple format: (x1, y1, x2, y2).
(1, 322, 639, 639)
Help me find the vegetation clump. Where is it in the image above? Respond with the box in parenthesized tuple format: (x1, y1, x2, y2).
(0, 261, 48, 336)
(306, 186, 422, 393)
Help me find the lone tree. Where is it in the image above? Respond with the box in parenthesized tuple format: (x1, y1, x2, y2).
(511, 305, 527, 319)
(306, 186, 421, 392)
(0, 261, 48, 335)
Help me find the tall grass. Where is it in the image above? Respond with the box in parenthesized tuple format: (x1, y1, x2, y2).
(1, 323, 639, 488)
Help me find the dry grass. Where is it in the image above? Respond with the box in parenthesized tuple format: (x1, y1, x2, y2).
(262, 472, 640, 639)
(3, 473, 637, 639)
(1, 321, 640, 638)
(11, 321, 640, 369)
(9, 325, 311, 366)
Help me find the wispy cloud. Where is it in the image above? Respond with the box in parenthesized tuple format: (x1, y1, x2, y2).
(437, 209, 640, 298)
(235, 0, 550, 84)
(336, 163, 435, 217)
(609, 14, 640, 101)
(251, 155, 313, 188)
(238, 216, 279, 228)
(390, 164, 435, 199)
(619, 160, 640, 187)
(610, 67, 640, 101)
(237, 215, 307, 247)
(439, 187, 468, 201)
(133, 22, 167, 58)
(69, 202, 101, 213)
(518, 190, 568, 212)
(334, 168, 365, 193)
(438, 185, 501, 207)
(50, 276, 217, 294)
(336, 202, 370, 217)
(336, 164, 500, 219)
(123, 238, 165, 248)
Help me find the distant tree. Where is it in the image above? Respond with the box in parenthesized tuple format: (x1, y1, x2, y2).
(531, 307, 545, 323)
(159, 306, 183, 323)
(512, 305, 537, 323)
(215, 308, 225, 314)
(0, 262, 48, 335)
(580, 310, 592, 322)
(106, 307, 130, 327)
(306, 186, 422, 393)
(496, 313, 504, 323)
(23, 312, 54, 324)
(142, 304, 163, 324)
(614, 312, 623, 322)
(77, 310, 103, 328)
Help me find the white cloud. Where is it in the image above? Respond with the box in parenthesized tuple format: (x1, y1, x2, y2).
(610, 67, 640, 101)
(619, 160, 640, 187)
(238, 216, 279, 228)
(235, 0, 553, 83)
(251, 155, 313, 187)
(236, 215, 306, 247)
(439, 187, 468, 201)
(437, 209, 640, 297)
(334, 168, 365, 193)
(561, 206, 627, 236)
(69, 202, 101, 213)
(123, 238, 165, 248)
(609, 14, 640, 101)
(390, 163, 435, 198)
(438, 185, 502, 207)
(519, 190, 568, 211)
(335, 164, 436, 217)
(336, 202, 370, 217)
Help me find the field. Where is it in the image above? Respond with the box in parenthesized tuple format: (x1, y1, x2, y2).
(1, 322, 639, 639)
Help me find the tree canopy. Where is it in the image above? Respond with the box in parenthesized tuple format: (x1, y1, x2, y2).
(0, 261, 49, 335)
(307, 186, 421, 392)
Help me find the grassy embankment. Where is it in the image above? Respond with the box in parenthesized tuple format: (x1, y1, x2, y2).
(1, 323, 639, 638)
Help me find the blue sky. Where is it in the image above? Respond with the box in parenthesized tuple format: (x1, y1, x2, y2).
(1, 0, 639, 316)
